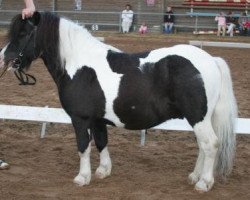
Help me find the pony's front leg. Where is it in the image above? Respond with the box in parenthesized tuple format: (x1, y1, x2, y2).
(72, 116, 92, 186)
(91, 122, 112, 179)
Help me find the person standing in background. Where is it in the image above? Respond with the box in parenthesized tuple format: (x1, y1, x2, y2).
(215, 12, 226, 36)
(164, 6, 174, 34)
(75, 0, 82, 11)
(121, 4, 134, 33)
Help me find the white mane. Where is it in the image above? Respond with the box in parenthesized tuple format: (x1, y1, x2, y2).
(59, 18, 120, 78)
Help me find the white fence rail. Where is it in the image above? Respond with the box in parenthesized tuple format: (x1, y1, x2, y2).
(189, 41, 250, 49)
(0, 104, 249, 137)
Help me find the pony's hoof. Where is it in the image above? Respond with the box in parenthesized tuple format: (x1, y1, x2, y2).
(73, 174, 91, 186)
(188, 172, 199, 185)
(195, 178, 214, 193)
(95, 165, 111, 179)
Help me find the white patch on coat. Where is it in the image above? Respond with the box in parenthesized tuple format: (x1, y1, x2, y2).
(74, 144, 92, 186)
(58, 18, 124, 127)
(95, 147, 112, 179)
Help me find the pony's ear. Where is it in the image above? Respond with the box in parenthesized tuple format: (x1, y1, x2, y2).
(27, 11, 41, 26)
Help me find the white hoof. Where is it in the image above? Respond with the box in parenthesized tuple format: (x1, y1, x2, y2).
(195, 178, 214, 193)
(73, 174, 91, 186)
(95, 165, 111, 179)
(188, 172, 199, 185)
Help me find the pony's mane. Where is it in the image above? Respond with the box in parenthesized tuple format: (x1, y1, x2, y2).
(8, 14, 25, 41)
(36, 12, 60, 56)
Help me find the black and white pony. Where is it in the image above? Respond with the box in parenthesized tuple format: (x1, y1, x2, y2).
(0, 12, 237, 192)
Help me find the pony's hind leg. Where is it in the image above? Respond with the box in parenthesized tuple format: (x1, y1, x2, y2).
(192, 118, 219, 192)
(91, 121, 112, 179)
(71, 116, 92, 186)
(188, 141, 204, 185)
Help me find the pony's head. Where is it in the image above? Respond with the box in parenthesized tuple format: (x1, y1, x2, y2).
(0, 12, 41, 74)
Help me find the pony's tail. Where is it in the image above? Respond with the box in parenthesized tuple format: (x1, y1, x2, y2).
(212, 57, 238, 178)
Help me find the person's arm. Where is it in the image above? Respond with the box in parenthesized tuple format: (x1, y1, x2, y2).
(128, 10, 133, 20)
(22, 0, 36, 19)
(121, 10, 125, 20)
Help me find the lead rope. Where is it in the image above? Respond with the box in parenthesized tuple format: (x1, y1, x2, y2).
(12, 28, 37, 85)
(14, 69, 36, 85)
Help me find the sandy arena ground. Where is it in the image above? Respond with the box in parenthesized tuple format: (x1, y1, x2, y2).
(0, 31, 250, 200)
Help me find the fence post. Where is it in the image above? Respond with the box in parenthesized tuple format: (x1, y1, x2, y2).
(119, 12, 122, 32)
(195, 15, 198, 33)
(40, 105, 49, 138)
(140, 129, 147, 146)
(52, 0, 55, 12)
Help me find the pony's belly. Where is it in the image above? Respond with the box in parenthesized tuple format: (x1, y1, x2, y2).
(113, 100, 164, 130)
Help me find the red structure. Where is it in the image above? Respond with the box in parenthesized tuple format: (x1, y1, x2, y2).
(183, 0, 249, 7)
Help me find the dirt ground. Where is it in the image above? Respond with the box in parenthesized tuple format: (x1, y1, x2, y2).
(0, 31, 250, 200)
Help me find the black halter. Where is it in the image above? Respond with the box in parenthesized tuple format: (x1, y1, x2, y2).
(12, 28, 37, 85)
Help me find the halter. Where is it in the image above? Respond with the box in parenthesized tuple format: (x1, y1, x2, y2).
(12, 28, 37, 85)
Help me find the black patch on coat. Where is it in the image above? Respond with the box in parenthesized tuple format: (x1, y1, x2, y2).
(113, 55, 207, 129)
(106, 50, 150, 74)
(58, 66, 106, 121)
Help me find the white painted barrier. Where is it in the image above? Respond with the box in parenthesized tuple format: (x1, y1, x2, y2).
(189, 41, 250, 49)
(0, 105, 71, 124)
(0, 105, 249, 140)
(96, 37, 105, 42)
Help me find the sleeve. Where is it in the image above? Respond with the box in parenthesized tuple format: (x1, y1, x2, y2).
(121, 10, 126, 19)
(163, 13, 167, 22)
(172, 12, 175, 22)
(128, 11, 134, 20)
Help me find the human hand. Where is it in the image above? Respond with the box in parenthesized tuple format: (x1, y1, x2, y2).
(22, 7, 35, 19)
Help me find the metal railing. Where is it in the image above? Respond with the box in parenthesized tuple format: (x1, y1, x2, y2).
(0, 10, 249, 33)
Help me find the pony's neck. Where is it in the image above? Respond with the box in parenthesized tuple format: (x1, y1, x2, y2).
(58, 18, 117, 79)
(34, 12, 63, 84)
(37, 15, 119, 84)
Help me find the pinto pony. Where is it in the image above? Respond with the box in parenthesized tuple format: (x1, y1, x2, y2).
(0, 12, 237, 192)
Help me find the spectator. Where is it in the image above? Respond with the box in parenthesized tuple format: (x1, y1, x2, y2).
(239, 12, 249, 36)
(245, 21, 250, 36)
(215, 12, 226, 36)
(139, 22, 148, 34)
(226, 11, 238, 37)
(121, 4, 134, 33)
(164, 6, 174, 34)
(75, 0, 82, 11)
